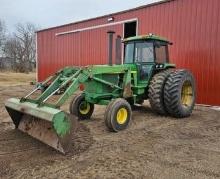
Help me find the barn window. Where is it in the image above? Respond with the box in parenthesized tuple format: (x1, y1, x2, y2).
(124, 21, 137, 38)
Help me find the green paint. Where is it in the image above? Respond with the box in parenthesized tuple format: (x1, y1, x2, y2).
(52, 112, 71, 137)
(164, 63, 176, 68)
(123, 34, 170, 43)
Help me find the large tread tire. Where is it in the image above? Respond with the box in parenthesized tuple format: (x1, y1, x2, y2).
(148, 69, 173, 115)
(69, 93, 94, 120)
(104, 98, 132, 132)
(164, 70, 196, 118)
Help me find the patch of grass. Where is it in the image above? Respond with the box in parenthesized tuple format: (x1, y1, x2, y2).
(0, 72, 36, 86)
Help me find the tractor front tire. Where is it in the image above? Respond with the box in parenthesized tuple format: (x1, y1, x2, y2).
(164, 70, 196, 118)
(104, 98, 132, 132)
(148, 69, 173, 115)
(69, 93, 94, 120)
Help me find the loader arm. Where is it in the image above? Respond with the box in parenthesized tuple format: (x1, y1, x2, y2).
(19, 67, 89, 108)
(55, 70, 89, 107)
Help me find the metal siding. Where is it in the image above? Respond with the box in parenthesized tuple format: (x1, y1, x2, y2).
(37, 0, 220, 105)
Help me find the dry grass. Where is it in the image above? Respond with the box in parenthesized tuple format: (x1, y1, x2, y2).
(0, 72, 36, 86)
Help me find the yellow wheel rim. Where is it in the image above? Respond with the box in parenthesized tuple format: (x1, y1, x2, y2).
(79, 102, 90, 115)
(181, 81, 193, 107)
(116, 108, 128, 124)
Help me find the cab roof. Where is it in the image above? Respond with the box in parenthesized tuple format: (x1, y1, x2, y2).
(123, 34, 171, 44)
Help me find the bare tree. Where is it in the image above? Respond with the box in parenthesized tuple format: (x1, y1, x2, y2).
(0, 19, 6, 56)
(4, 36, 22, 71)
(3, 22, 37, 72)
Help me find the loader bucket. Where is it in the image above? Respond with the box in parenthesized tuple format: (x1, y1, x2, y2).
(5, 98, 77, 154)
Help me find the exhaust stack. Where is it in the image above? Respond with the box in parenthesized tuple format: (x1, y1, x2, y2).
(107, 31, 115, 65)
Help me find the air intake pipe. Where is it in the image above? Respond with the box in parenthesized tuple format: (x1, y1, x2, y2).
(115, 35, 122, 65)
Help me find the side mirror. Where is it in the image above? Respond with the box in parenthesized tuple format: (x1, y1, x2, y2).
(169, 42, 173, 45)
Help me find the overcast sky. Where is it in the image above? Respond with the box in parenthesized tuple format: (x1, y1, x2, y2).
(0, 0, 161, 32)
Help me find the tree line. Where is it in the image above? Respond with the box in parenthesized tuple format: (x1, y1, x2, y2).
(0, 19, 38, 73)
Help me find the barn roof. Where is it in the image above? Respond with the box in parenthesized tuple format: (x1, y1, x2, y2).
(37, 0, 175, 33)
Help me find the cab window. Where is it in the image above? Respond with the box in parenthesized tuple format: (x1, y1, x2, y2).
(124, 42, 154, 63)
(124, 43, 134, 63)
(155, 42, 169, 63)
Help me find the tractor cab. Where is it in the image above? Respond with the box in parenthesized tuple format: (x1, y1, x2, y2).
(123, 34, 173, 82)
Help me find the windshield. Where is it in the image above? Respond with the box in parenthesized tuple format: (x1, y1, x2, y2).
(135, 42, 154, 63)
(124, 42, 154, 63)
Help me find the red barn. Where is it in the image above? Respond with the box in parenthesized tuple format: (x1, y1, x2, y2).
(36, 0, 220, 106)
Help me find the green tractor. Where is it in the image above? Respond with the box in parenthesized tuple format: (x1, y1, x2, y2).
(5, 32, 196, 153)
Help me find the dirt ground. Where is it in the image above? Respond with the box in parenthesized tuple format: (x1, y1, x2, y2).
(0, 73, 220, 179)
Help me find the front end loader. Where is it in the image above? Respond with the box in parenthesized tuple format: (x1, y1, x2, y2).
(5, 32, 196, 153)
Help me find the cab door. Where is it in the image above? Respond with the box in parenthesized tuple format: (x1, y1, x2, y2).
(134, 41, 155, 84)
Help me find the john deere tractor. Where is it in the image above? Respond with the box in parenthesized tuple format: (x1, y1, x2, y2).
(5, 32, 196, 153)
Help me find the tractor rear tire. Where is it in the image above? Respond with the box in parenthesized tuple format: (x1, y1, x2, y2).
(164, 70, 196, 118)
(69, 93, 94, 120)
(104, 98, 132, 132)
(148, 69, 173, 115)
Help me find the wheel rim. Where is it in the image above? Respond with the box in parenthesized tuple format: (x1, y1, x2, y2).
(116, 108, 128, 124)
(181, 81, 193, 107)
(79, 101, 90, 115)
